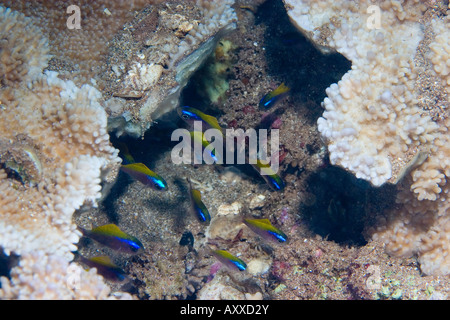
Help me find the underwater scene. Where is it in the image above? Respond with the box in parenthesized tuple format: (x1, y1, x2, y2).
(0, 0, 449, 302)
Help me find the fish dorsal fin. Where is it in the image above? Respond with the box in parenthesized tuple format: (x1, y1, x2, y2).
(190, 131, 204, 139)
(89, 256, 116, 267)
(190, 131, 208, 146)
(191, 188, 202, 201)
(123, 163, 160, 178)
(202, 114, 222, 132)
(92, 224, 127, 237)
(245, 218, 272, 227)
(214, 249, 233, 260)
(278, 82, 290, 93)
(124, 162, 149, 173)
(129, 162, 147, 170)
(257, 218, 273, 226)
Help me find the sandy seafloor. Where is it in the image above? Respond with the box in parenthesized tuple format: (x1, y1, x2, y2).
(7, 0, 448, 300)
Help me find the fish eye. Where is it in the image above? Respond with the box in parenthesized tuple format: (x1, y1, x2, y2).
(182, 114, 189, 120)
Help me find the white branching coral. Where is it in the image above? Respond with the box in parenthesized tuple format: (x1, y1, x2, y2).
(284, 0, 450, 275)
(429, 15, 450, 94)
(0, 251, 133, 300)
(0, 6, 50, 87)
(0, 6, 124, 299)
(373, 155, 450, 276)
(0, 71, 121, 259)
(284, 0, 445, 188)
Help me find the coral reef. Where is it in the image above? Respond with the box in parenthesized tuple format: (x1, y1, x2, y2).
(73, 0, 353, 301)
(373, 168, 450, 276)
(0, 251, 132, 299)
(0, 6, 50, 87)
(0, 71, 121, 259)
(429, 15, 450, 95)
(0, 6, 125, 299)
(284, 0, 449, 275)
(1, 0, 151, 85)
(101, 0, 238, 138)
(3, 0, 449, 300)
(284, 0, 447, 189)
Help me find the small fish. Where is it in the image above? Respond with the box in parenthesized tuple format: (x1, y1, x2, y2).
(251, 159, 285, 191)
(212, 249, 247, 272)
(77, 255, 127, 282)
(190, 131, 218, 163)
(186, 178, 211, 224)
(121, 163, 168, 191)
(178, 106, 224, 134)
(243, 218, 288, 243)
(79, 224, 144, 254)
(259, 82, 290, 109)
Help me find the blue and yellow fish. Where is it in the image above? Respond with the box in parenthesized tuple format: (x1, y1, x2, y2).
(179, 106, 284, 190)
(186, 178, 211, 224)
(251, 159, 285, 191)
(77, 255, 127, 282)
(79, 224, 144, 254)
(259, 82, 290, 109)
(178, 106, 224, 134)
(212, 249, 247, 272)
(190, 131, 219, 163)
(243, 218, 288, 243)
(121, 163, 168, 191)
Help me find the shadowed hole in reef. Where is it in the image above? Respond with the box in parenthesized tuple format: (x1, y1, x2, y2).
(256, 0, 351, 120)
(180, 0, 351, 123)
(0, 248, 20, 287)
(105, 125, 179, 224)
(301, 165, 397, 246)
(177, 0, 352, 175)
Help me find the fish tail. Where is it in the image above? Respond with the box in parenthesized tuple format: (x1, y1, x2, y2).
(117, 142, 135, 164)
(71, 250, 81, 262)
(279, 82, 290, 92)
(72, 251, 91, 267)
(77, 226, 89, 237)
